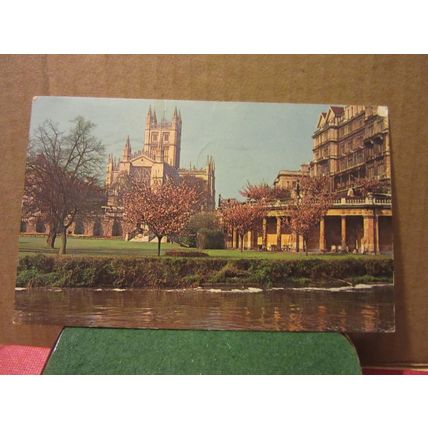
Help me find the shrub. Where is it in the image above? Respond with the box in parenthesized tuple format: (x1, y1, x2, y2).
(178, 212, 221, 248)
(164, 250, 209, 258)
(196, 229, 225, 249)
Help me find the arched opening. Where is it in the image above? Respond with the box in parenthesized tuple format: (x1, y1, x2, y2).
(74, 219, 84, 235)
(35, 220, 46, 233)
(93, 220, 103, 237)
(20, 221, 27, 233)
(112, 220, 122, 237)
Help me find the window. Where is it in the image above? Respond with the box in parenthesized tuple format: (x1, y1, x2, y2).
(163, 132, 169, 142)
(151, 132, 159, 142)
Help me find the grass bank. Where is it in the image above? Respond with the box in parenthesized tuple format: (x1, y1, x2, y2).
(16, 254, 394, 289)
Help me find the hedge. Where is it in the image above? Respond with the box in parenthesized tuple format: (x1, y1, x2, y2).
(196, 229, 225, 249)
(16, 254, 394, 289)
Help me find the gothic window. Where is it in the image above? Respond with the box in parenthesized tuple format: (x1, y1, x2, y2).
(163, 132, 169, 142)
(151, 132, 159, 142)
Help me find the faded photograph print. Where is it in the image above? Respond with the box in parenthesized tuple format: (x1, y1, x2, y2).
(15, 97, 394, 332)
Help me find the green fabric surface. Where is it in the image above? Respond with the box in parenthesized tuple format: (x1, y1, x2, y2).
(43, 328, 361, 375)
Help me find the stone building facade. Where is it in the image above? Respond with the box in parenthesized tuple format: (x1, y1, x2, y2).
(227, 105, 393, 254)
(310, 105, 391, 194)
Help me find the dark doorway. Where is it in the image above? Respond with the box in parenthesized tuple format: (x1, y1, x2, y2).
(379, 216, 393, 253)
(112, 220, 123, 237)
(93, 221, 103, 237)
(325, 216, 341, 251)
(346, 216, 363, 252)
(35, 220, 46, 233)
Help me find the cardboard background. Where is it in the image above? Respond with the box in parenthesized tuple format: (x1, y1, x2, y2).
(0, 55, 427, 366)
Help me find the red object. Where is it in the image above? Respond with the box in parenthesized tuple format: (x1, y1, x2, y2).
(1, 344, 427, 375)
(363, 367, 428, 375)
(0, 345, 51, 375)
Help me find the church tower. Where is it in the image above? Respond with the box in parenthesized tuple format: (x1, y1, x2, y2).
(143, 106, 182, 168)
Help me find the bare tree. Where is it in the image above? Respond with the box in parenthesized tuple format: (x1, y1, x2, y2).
(23, 117, 105, 254)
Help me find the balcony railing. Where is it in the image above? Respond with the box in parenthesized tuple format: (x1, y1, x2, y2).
(243, 195, 392, 210)
(332, 196, 391, 206)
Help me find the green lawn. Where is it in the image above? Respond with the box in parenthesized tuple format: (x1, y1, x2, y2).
(18, 235, 390, 260)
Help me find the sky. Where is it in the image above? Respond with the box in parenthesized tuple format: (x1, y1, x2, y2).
(29, 96, 331, 200)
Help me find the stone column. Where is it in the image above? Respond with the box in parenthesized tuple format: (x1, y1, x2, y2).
(232, 228, 237, 249)
(247, 230, 254, 250)
(341, 216, 347, 250)
(319, 216, 325, 252)
(84, 220, 94, 236)
(363, 215, 375, 253)
(276, 217, 282, 250)
(102, 219, 114, 237)
(262, 217, 268, 249)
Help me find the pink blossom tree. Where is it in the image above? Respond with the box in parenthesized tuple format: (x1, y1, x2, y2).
(220, 200, 266, 252)
(123, 178, 200, 256)
(240, 181, 290, 201)
(287, 176, 332, 255)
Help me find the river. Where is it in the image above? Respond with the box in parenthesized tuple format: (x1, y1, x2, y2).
(14, 284, 394, 332)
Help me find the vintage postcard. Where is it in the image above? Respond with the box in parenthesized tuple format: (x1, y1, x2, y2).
(15, 97, 394, 332)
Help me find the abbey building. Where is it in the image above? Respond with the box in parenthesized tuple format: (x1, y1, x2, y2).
(21, 107, 216, 238)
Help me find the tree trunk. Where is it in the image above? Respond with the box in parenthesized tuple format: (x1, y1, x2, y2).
(304, 237, 308, 256)
(59, 227, 67, 255)
(46, 223, 57, 248)
(157, 236, 162, 257)
(240, 234, 244, 252)
(296, 233, 300, 252)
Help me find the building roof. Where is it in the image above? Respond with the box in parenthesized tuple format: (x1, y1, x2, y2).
(330, 106, 344, 116)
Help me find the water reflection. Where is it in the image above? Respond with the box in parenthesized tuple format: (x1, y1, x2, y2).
(14, 286, 395, 333)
